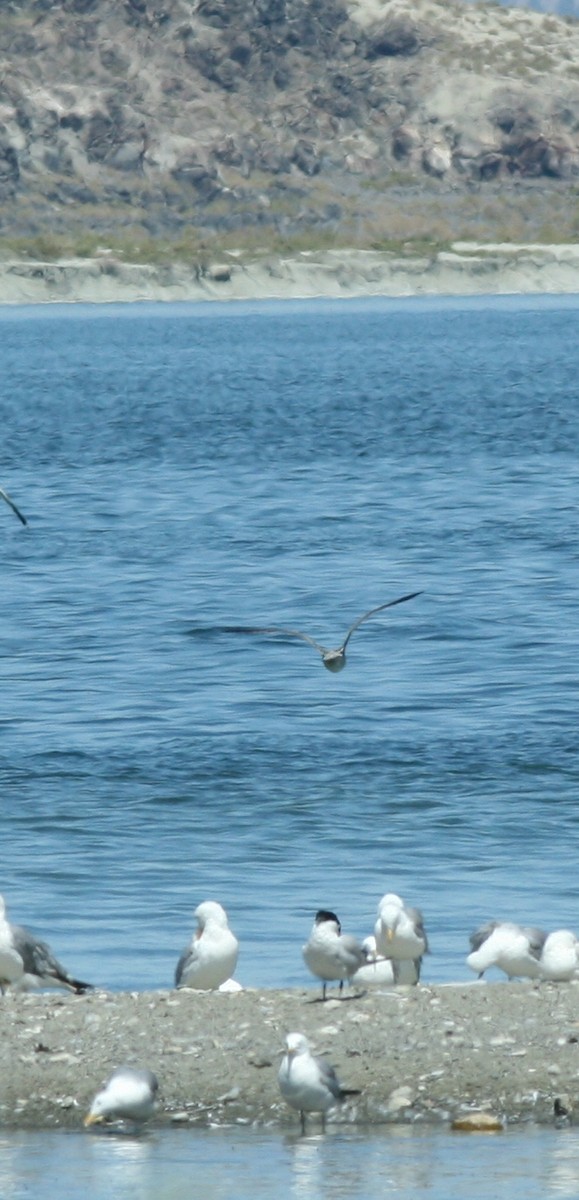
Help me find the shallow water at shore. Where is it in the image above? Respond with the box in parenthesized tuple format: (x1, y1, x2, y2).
(2, 1124, 579, 1200)
(2, 294, 579, 1193)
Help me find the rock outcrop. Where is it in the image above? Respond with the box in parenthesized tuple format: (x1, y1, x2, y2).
(0, 0, 578, 245)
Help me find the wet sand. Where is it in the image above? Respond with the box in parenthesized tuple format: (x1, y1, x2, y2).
(0, 244, 578, 306)
(1, 980, 578, 1131)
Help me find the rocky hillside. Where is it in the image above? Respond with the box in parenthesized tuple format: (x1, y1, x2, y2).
(1, 0, 579, 252)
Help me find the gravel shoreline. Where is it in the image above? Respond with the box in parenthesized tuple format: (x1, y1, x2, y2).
(1, 981, 578, 1132)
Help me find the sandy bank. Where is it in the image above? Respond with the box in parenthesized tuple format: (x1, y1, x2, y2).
(0, 245, 578, 306)
(1, 980, 578, 1131)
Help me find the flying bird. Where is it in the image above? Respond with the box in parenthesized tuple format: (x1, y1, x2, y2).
(0, 487, 27, 526)
(84, 1067, 159, 1128)
(175, 900, 239, 990)
(0, 894, 91, 993)
(278, 1032, 360, 1132)
(225, 590, 421, 672)
(302, 909, 366, 1000)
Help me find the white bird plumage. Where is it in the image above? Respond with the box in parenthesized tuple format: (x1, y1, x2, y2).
(0, 893, 91, 994)
(278, 1032, 360, 1132)
(84, 1067, 159, 1127)
(374, 893, 428, 978)
(352, 935, 421, 987)
(467, 921, 546, 981)
(538, 929, 579, 981)
(0, 898, 24, 992)
(175, 900, 239, 990)
(302, 910, 365, 1000)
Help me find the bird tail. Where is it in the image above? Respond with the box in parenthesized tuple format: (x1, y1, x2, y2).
(58, 974, 93, 994)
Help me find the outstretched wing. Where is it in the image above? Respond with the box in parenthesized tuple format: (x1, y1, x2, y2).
(0, 487, 27, 526)
(341, 590, 422, 652)
(224, 626, 328, 657)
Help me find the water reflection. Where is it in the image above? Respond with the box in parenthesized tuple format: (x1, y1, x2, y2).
(3, 1113, 579, 1199)
(546, 1129, 579, 1196)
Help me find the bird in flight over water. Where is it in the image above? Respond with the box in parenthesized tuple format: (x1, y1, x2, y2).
(226, 590, 421, 672)
(0, 487, 27, 525)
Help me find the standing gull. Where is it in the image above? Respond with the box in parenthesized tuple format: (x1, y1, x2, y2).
(0, 894, 91, 993)
(84, 1067, 159, 1128)
(175, 900, 239, 990)
(0, 487, 27, 526)
(278, 1032, 360, 1132)
(374, 893, 428, 977)
(302, 909, 366, 1000)
(467, 921, 546, 981)
(225, 591, 421, 672)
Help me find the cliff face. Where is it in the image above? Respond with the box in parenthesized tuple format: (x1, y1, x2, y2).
(1, 0, 579, 246)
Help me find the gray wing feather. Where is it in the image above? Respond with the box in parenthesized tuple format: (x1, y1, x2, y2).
(406, 906, 429, 953)
(469, 921, 499, 952)
(522, 926, 548, 959)
(175, 944, 195, 987)
(11, 924, 90, 990)
(225, 626, 328, 656)
(341, 591, 422, 652)
(339, 933, 366, 971)
(0, 487, 27, 526)
(316, 1057, 344, 1101)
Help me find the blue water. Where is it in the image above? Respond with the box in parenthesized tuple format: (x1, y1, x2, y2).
(2, 292, 579, 1194)
(2, 294, 579, 995)
(3, 1125, 579, 1200)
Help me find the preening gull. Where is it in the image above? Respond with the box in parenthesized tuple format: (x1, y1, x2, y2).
(0, 486, 27, 526)
(0, 894, 91, 993)
(175, 900, 239, 990)
(302, 909, 366, 1000)
(278, 1032, 360, 1133)
(352, 935, 421, 987)
(374, 893, 428, 976)
(539, 930, 579, 981)
(84, 1067, 159, 1127)
(467, 921, 546, 980)
(225, 590, 421, 672)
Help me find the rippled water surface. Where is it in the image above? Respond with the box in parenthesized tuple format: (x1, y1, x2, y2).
(3, 293, 579, 1196)
(3, 1125, 579, 1200)
(2, 294, 579, 993)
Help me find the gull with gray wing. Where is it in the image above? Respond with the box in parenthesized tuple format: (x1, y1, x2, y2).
(278, 1032, 360, 1132)
(84, 1067, 159, 1128)
(374, 892, 428, 979)
(467, 921, 546, 980)
(0, 893, 91, 993)
(225, 590, 421, 672)
(175, 900, 239, 990)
